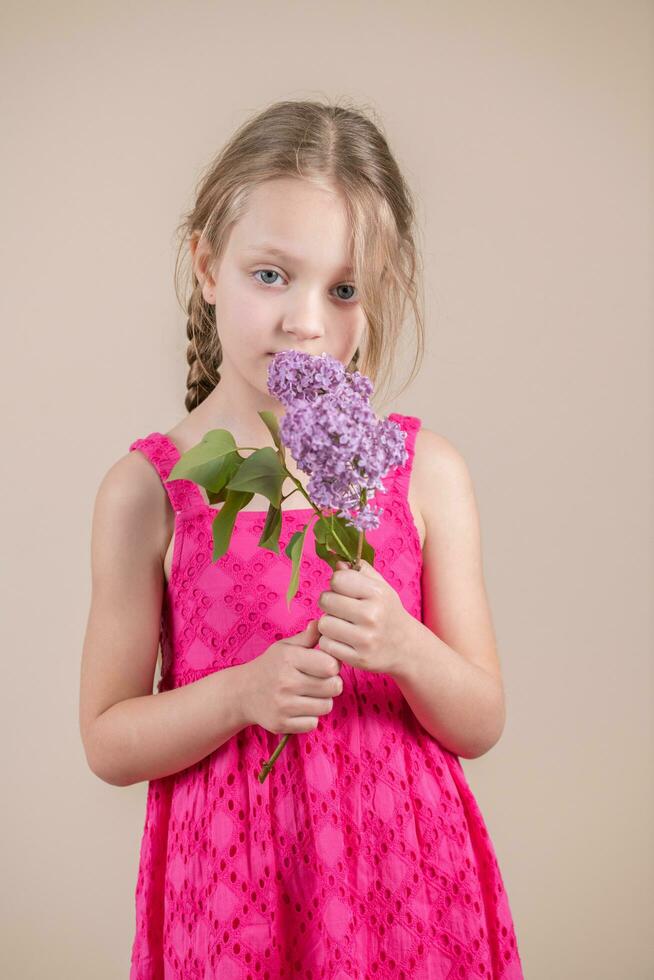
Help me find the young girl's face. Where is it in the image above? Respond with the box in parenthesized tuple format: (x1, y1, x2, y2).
(195, 177, 367, 396)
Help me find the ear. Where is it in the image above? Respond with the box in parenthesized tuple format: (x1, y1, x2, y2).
(190, 232, 217, 304)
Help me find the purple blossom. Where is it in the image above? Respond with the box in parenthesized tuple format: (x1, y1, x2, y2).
(267, 349, 373, 407)
(267, 350, 407, 531)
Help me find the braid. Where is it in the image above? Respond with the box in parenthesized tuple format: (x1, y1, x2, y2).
(184, 283, 223, 412)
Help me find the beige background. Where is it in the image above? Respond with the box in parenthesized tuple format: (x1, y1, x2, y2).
(2, 1, 652, 977)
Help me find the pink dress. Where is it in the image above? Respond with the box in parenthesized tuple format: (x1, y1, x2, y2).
(127, 413, 524, 979)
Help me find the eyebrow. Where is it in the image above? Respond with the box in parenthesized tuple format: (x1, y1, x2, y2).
(244, 242, 353, 275)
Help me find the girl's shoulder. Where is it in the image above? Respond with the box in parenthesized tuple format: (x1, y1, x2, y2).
(410, 424, 476, 535)
(94, 424, 189, 568)
(389, 414, 463, 473)
(94, 446, 170, 559)
(101, 440, 167, 516)
(413, 424, 466, 474)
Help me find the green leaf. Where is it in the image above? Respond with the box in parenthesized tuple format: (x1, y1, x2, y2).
(226, 446, 286, 508)
(210, 488, 254, 560)
(284, 523, 311, 607)
(315, 538, 339, 571)
(205, 453, 243, 504)
(258, 503, 282, 554)
(166, 429, 241, 495)
(313, 514, 376, 568)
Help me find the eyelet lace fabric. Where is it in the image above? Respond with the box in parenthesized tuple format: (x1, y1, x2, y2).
(127, 413, 524, 979)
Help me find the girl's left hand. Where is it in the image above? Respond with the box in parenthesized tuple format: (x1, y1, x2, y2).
(316, 559, 412, 676)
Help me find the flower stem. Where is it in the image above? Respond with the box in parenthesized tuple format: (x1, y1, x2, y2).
(257, 734, 290, 783)
(327, 514, 357, 565)
(354, 529, 364, 570)
(284, 472, 323, 519)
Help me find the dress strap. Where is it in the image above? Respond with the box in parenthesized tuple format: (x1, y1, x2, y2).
(128, 432, 205, 514)
(387, 412, 422, 500)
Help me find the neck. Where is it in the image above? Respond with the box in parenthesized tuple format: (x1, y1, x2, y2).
(191, 370, 285, 447)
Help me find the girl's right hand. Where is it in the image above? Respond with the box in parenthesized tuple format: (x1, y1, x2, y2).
(241, 619, 344, 734)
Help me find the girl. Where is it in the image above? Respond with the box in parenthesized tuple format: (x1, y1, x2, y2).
(79, 99, 524, 979)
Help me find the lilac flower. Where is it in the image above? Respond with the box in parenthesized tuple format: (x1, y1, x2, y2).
(267, 350, 407, 531)
(267, 349, 373, 406)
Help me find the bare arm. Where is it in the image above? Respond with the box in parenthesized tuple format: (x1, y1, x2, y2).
(79, 451, 249, 787)
(90, 665, 249, 786)
(391, 617, 505, 760)
(392, 429, 506, 760)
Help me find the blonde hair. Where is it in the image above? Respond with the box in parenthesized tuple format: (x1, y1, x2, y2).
(174, 98, 425, 412)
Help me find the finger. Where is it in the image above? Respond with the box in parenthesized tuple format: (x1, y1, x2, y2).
(318, 633, 356, 666)
(296, 647, 342, 677)
(330, 567, 376, 599)
(318, 590, 363, 625)
(318, 613, 360, 648)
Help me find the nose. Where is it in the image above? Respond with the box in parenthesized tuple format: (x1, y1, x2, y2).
(280, 289, 326, 345)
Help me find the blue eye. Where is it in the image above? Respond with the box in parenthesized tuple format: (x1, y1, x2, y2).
(334, 283, 357, 302)
(253, 269, 283, 286)
(252, 269, 357, 303)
